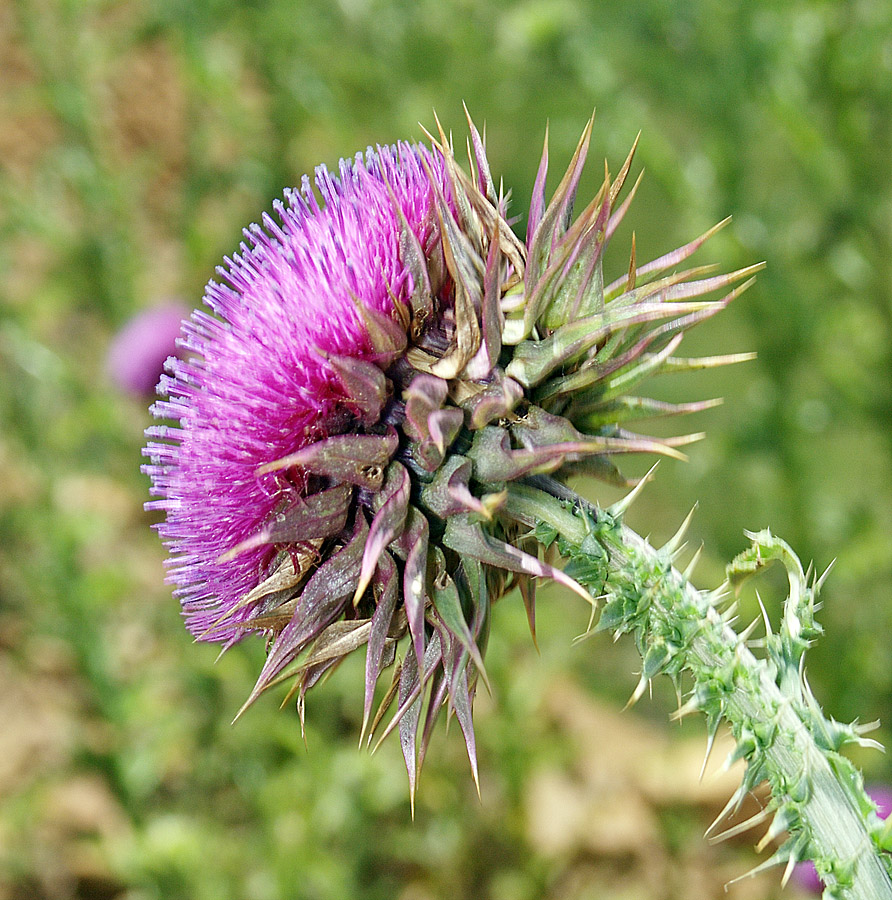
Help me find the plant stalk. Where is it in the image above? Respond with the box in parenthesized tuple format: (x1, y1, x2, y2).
(504, 479, 892, 898)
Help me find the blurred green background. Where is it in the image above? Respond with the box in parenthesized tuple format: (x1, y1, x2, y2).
(2, 1, 891, 898)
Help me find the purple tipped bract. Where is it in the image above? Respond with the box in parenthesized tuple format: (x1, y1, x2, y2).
(143, 144, 447, 641)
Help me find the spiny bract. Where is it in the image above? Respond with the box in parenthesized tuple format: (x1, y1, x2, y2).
(143, 112, 756, 797)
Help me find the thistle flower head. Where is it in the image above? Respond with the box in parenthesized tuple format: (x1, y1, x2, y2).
(144, 113, 755, 794)
(107, 301, 190, 396)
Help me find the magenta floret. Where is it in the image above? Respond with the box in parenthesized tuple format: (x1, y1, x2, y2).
(143, 144, 446, 640)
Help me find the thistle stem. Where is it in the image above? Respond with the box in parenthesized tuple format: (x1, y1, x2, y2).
(504, 481, 892, 898)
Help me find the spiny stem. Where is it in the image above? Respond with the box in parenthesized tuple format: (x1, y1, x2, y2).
(504, 481, 892, 899)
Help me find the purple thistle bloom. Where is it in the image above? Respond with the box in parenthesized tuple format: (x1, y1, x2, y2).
(144, 116, 751, 795)
(106, 301, 190, 396)
(144, 145, 447, 642)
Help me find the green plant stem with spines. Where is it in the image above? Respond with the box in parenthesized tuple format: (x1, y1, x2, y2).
(503, 481, 892, 899)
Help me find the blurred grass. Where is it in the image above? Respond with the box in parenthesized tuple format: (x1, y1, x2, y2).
(2, 0, 892, 898)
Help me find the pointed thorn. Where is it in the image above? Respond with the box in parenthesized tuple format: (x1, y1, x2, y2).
(704, 785, 747, 838)
(626, 231, 637, 291)
(664, 351, 758, 372)
(570, 601, 606, 645)
(724, 850, 790, 888)
(757, 592, 773, 638)
(682, 543, 704, 580)
(708, 806, 771, 845)
(352, 578, 370, 610)
(586, 601, 598, 633)
(670, 695, 701, 722)
(721, 600, 739, 624)
(605, 168, 645, 244)
(755, 822, 782, 854)
(699, 726, 718, 783)
(662, 431, 707, 449)
(609, 461, 659, 518)
(471, 654, 493, 698)
(279, 678, 303, 711)
(815, 558, 836, 593)
(663, 503, 699, 557)
(737, 616, 761, 645)
(624, 675, 648, 710)
(780, 854, 799, 888)
(609, 131, 641, 206)
(231, 689, 260, 726)
(706, 584, 730, 608)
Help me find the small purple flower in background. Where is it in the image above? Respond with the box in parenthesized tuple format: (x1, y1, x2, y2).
(792, 786, 892, 893)
(143, 114, 752, 797)
(106, 301, 189, 396)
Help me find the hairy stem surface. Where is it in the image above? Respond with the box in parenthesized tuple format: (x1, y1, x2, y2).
(505, 480, 892, 899)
